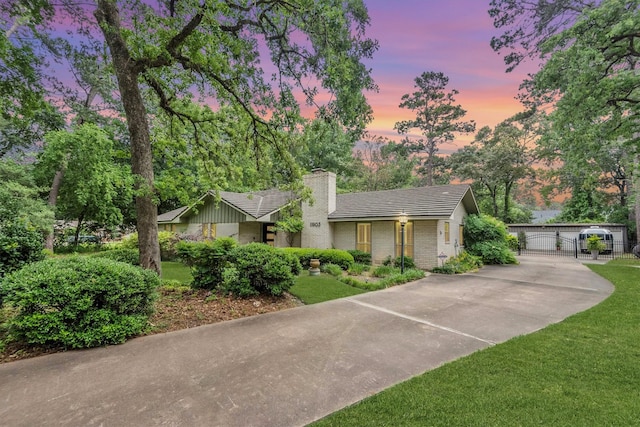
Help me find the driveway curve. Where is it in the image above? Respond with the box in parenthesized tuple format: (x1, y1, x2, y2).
(0, 256, 613, 427)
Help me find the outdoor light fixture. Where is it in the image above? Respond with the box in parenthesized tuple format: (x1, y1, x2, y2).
(399, 211, 408, 274)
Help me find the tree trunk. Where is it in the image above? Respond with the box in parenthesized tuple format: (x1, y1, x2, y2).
(44, 169, 64, 251)
(95, 1, 161, 274)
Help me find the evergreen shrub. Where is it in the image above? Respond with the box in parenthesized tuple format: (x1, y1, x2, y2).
(463, 214, 517, 265)
(175, 237, 237, 290)
(223, 243, 301, 296)
(0, 256, 159, 349)
(91, 248, 140, 265)
(282, 248, 354, 270)
(0, 221, 44, 280)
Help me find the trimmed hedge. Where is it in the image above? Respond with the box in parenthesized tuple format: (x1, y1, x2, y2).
(282, 248, 354, 270)
(0, 256, 159, 349)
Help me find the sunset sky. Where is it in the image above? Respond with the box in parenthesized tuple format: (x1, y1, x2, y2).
(361, 0, 538, 151)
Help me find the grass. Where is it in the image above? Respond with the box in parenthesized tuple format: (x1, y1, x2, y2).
(289, 271, 366, 304)
(160, 261, 193, 284)
(311, 261, 640, 426)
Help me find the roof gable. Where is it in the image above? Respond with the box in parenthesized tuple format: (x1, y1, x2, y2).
(329, 184, 478, 220)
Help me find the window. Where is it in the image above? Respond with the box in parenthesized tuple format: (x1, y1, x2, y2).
(202, 223, 216, 239)
(356, 223, 371, 253)
(459, 225, 464, 247)
(395, 221, 414, 258)
(444, 222, 450, 244)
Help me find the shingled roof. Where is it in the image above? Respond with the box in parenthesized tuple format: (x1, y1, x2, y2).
(216, 189, 296, 219)
(329, 184, 477, 221)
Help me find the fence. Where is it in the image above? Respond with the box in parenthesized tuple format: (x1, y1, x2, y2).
(517, 233, 639, 260)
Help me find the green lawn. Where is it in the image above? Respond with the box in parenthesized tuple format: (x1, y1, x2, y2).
(161, 261, 193, 284)
(289, 271, 366, 304)
(311, 262, 640, 426)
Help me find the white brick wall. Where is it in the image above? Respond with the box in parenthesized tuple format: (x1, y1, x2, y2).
(301, 171, 336, 249)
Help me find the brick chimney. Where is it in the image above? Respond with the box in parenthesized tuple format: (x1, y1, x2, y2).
(301, 169, 336, 249)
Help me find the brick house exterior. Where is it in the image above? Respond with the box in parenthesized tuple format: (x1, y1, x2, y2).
(158, 170, 479, 269)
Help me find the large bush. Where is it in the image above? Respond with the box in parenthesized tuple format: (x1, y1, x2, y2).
(0, 221, 45, 279)
(282, 248, 354, 270)
(175, 237, 237, 289)
(223, 243, 301, 297)
(0, 256, 159, 349)
(463, 214, 516, 265)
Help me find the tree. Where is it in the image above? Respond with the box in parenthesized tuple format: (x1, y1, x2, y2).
(348, 137, 417, 192)
(450, 111, 536, 222)
(394, 71, 475, 186)
(0, 159, 53, 232)
(489, 0, 597, 72)
(0, 1, 63, 157)
(88, 0, 377, 273)
(35, 124, 134, 244)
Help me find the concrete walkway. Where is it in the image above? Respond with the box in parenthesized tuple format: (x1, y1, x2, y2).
(0, 256, 613, 427)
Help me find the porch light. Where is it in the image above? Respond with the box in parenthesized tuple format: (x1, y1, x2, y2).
(399, 211, 408, 274)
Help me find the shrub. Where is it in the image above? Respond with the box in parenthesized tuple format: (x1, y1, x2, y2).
(382, 255, 416, 269)
(470, 241, 516, 265)
(282, 248, 354, 270)
(91, 248, 140, 265)
(339, 268, 425, 291)
(0, 221, 44, 280)
(322, 263, 344, 277)
(506, 234, 519, 251)
(347, 263, 368, 276)
(347, 249, 371, 265)
(115, 231, 179, 260)
(175, 237, 237, 290)
(0, 256, 159, 349)
(372, 265, 399, 277)
(432, 251, 483, 274)
(463, 214, 517, 265)
(224, 243, 301, 297)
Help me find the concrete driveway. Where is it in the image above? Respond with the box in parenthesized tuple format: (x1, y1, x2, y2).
(0, 256, 613, 427)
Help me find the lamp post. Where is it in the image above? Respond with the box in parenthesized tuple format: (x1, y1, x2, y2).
(399, 211, 408, 274)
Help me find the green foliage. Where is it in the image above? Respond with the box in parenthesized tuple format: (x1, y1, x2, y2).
(506, 234, 519, 251)
(464, 214, 517, 265)
(347, 263, 368, 276)
(432, 251, 483, 274)
(223, 243, 301, 297)
(175, 238, 237, 290)
(0, 221, 45, 280)
(282, 248, 354, 270)
(0, 159, 54, 233)
(382, 255, 416, 269)
(35, 124, 134, 231)
(339, 268, 425, 291)
(347, 249, 372, 265)
(322, 263, 344, 277)
(394, 71, 475, 186)
(274, 216, 304, 247)
(348, 138, 418, 192)
(586, 235, 606, 252)
(91, 248, 140, 266)
(0, 256, 158, 349)
(372, 265, 399, 278)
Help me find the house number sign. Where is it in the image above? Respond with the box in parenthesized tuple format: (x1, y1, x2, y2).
(309, 222, 321, 227)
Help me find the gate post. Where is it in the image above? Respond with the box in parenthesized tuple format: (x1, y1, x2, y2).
(574, 238, 578, 258)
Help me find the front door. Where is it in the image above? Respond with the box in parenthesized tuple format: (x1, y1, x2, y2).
(263, 223, 276, 246)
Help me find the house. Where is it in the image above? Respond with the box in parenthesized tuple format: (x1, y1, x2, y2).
(158, 170, 479, 269)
